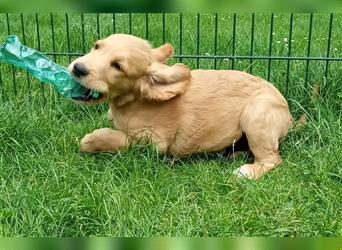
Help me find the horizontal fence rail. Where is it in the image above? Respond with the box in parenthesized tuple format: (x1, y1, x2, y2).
(0, 13, 341, 106)
(40, 52, 342, 61)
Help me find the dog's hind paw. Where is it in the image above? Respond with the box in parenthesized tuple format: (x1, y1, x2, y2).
(233, 164, 259, 180)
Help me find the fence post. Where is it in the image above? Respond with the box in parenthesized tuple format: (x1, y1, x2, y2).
(249, 13, 255, 74)
(231, 13, 236, 69)
(325, 13, 333, 85)
(286, 13, 294, 96)
(267, 13, 274, 82)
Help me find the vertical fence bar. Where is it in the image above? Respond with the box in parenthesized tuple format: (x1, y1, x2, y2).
(50, 13, 58, 104)
(50, 14, 57, 61)
(214, 13, 218, 69)
(128, 13, 132, 34)
(196, 13, 200, 69)
(0, 66, 2, 99)
(65, 13, 72, 63)
(35, 14, 41, 51)
(145, 13, 149, 40)
(231, 13, 236, 69)
(162, 13, 166, 44)
(305, 13, 313, 88)
(20, 14, 27, 45)
(20, 13, 31, 89)
(6, 13, 17, 96)
(0, 14, 3, 97)
(179, 13, 183, 63)
(81, 13, 86, 53)
(36, 13, 45, 99)
(249, 13, 255, 74)
(325, 13, 333, 83)
(96, 13, 101, 39)
(5, 13, 10, 36)
(0, 9, 4, 96)
(286, 13, 294, 96)
(0, 52, 2, 98)
(267, 13, 274, 82)
(112, 13, 116, 34)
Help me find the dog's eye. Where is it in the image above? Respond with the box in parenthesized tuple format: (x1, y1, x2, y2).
(111, 62, 122, 71)
(94, 43, 100, 49)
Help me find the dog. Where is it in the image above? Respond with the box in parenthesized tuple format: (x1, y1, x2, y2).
(68, 34, 292, 179)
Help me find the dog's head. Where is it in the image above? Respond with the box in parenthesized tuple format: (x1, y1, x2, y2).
(68, 34, 191, 104)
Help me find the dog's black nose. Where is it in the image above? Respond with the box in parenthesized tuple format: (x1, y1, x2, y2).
(73, 63, 89, 77)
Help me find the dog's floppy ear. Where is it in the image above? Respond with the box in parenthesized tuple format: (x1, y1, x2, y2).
(139, 62, 191, 101)
(152, 43, 174, 62)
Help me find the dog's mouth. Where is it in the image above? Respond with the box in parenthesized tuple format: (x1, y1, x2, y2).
(72, 88, 103, 102)
(70, 81, 108, 103)
(69, 74, 106, 103)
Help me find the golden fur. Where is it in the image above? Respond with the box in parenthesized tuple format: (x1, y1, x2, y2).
(68, 34, 292, 179)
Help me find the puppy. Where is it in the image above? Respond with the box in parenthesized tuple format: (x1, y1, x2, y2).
(68, 34, 292, 179)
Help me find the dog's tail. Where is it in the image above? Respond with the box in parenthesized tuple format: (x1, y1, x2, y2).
(293, 83, 319, 129)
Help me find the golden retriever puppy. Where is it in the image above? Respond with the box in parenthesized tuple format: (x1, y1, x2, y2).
(68, 34, 292, 179)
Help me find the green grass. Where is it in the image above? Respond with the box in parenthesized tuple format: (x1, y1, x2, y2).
(0, 13, 342, 236)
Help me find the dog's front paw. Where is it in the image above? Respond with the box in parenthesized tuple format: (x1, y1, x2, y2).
(80, 133, 96, 153)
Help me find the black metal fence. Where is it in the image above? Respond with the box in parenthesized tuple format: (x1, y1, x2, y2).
(0, 13, 341, 106)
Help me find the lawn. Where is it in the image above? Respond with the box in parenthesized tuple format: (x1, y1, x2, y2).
(0, 13, 341, 236)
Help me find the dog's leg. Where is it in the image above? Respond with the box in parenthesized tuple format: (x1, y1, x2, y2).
(80, 128, 128, 153)
(233, 94, 292, 179)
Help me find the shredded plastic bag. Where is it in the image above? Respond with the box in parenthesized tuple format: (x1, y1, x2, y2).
(0, 35, 100, 100)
